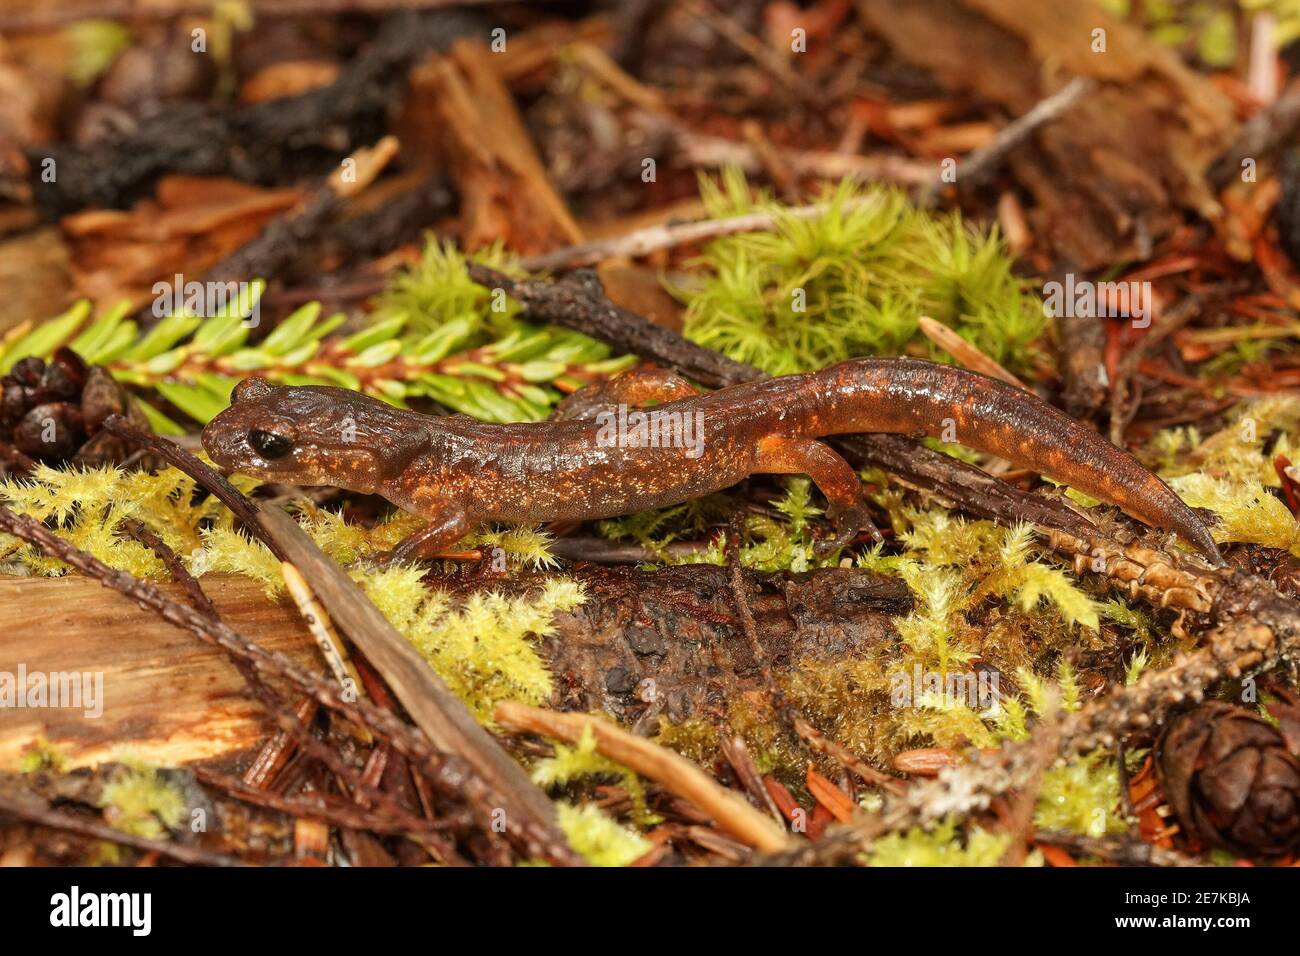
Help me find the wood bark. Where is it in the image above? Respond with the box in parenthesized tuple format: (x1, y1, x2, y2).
(0, 565, 909, 769)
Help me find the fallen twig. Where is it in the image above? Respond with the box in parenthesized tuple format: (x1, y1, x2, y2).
(103, 414, 286, 561)
(256, 507, 568, 850)
(202, 136, 400, 290)
(916, 316, 1026, 388)
(1033, 830, 1206, 867)
(517, 199, 883, 275)
(0, 785, 246, 867)
(918, 77, 1094, 205)
(495, 702, 794, 853)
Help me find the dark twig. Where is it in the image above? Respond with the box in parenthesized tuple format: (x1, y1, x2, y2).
(470, 264, 754, 388)
(202, 136, 400, 292)
(118, 518, 218, 618)
(918, 78, 1094, 206)
(103, 414, 286, 561)
(1033, 830, 1205, 867)
(27, 10, 480, 216)
(681, 0, 825, 112)
(0, 786, 246, 867)
(191, 767, 461, 846)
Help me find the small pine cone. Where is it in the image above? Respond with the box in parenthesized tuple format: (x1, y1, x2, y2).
(0, 349, 147, 474)
(1157, 701, 1300, 856)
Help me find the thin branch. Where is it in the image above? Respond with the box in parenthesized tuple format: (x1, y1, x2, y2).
(495, 702, 794, 853)
(103, 413, 286, 560)
(1033, 831, 1206, 867)
(0, 787, 246, 867)
(517, 199, 882, 275)
(918, 77, 1094, 206)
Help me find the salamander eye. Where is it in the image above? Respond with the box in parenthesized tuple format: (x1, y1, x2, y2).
(249, 429, 294, 459)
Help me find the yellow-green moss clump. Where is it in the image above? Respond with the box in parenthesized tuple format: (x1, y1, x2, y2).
(555, 802, 650, 867)
(0, 464, 580, 726)
(0, 463, 255, 577)
(1144, 396, 1300, 554)
(1034, 750, 1126, 837)
(868, 817, 1012, 866)
(360, 565, 585, 725)
(531, 724, 656, 824)
(97, 759, 187, 840)
(678, 170, 1046, 377)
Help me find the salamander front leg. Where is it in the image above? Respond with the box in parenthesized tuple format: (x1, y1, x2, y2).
(754, 435, 881, 556)
(391, 507, 474, 563)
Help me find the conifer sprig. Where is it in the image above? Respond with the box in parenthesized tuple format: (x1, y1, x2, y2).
(0, 244, 635, 433)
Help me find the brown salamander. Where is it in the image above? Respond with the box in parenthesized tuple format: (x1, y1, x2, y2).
(200, 358, 1222, 565)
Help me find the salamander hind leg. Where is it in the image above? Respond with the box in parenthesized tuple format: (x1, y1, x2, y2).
(553, 366, 698, 421)
(754, 435, 881, 555)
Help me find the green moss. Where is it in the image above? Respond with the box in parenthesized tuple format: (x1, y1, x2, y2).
(652, 717, 723, 766)
(695, 507, 1116, 772)
(678, 171, 1046, 377)
(19, 737, 69, 774)
(1035, 750, 1126, 837)
(0, 464, 576, 728)
(0, 463, 255, 578)
(1169, 473, 1299, 552)
(555, 802, 651, 867)
(358, 567, 585, 726)
(599, 478, 850, 571)
(97, 760, 186, 841)
(869, 817, 1012, 866)
(375, 239, 520, 342)
(531, 724, 658, 824)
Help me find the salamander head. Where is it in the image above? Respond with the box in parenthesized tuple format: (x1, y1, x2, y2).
(201, 378, 416, 492)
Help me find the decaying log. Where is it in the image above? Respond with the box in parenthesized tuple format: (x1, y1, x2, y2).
(0, 563, 909, 770)
(0, 574, 316, 769)
(532, 563, 909, 724)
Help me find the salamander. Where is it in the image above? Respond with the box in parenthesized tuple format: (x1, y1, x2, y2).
(200, 358, 1223, 565)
